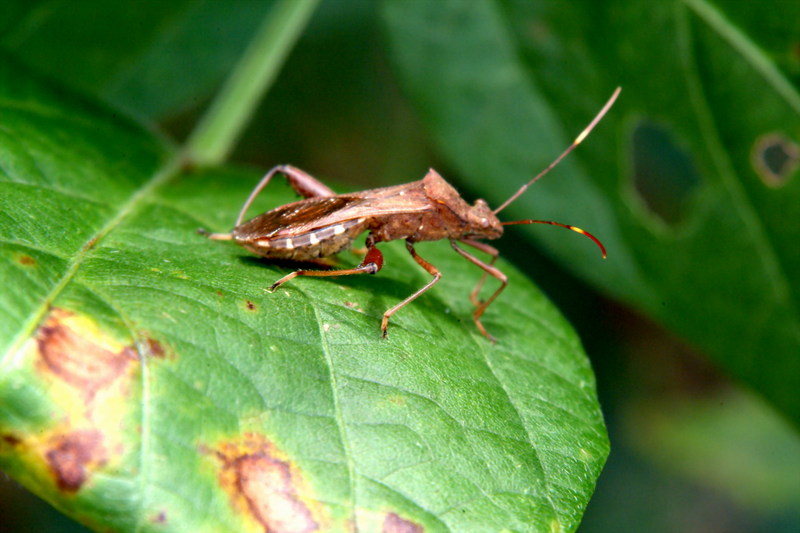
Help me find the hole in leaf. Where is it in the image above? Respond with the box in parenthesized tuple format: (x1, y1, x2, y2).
(751, 133, 799, 188)
(630, 122, 701, 226)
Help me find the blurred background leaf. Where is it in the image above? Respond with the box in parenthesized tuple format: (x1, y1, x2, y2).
(1, 0, 266, 119)
(1, 0, 799, 531)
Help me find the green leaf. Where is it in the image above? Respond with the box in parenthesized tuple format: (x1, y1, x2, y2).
(0, 60, 606, 531)
(381, 0, 800, 424)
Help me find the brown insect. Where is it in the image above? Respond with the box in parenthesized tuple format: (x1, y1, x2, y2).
(201, 88, 620, 340)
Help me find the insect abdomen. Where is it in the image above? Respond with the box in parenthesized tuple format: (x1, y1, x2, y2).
(240, 218, 367, 261)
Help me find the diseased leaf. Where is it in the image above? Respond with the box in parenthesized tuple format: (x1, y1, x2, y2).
(382, 0, 800, 425)
(0, 60, 606, 531)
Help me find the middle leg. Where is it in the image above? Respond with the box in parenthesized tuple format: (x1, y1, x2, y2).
(450, 239, 507, 341)
(380, 240, 442, 338)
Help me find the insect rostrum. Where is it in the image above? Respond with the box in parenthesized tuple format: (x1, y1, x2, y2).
(200, 88, 620, 341)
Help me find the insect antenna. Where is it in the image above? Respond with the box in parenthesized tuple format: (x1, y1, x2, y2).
(492, 88, 620, 258)
(492, 87, 621, 216)
(501, 219, 607, 258)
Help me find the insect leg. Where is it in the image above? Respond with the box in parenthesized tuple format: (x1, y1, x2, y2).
(380, 240, 442, 338)
(268, 236, 385, 291)
(456, 238, 500, 306)
(199, 165, 337, 239)
(280, 165, 338, 199)
(451, 240, 508, 342)
(236, 165, 337, 226)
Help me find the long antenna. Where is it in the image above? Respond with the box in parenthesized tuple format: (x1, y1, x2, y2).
(493, 87, 621, 215)
(501, 219, 607, 258)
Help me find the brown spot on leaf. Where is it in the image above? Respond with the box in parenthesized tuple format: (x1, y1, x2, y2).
(2, 434, 21, 446)
(245, 300, 258, 312)
(213, 434, 319, 533)
(236, 455, 316, 532)
(145, 337, 167, 359)
(388, 395, 407, 407)
(36, 309, 137, 401)
(343, 301, 364, 313)
(45, 430, 106, 493)
(150, 511, 168, 524)
(82, 236, 99, 252)
(16, 253, 37, 267)
(383, 512, 423, 533)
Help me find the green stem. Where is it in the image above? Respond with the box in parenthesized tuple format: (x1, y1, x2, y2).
(184, 0, 320, 166)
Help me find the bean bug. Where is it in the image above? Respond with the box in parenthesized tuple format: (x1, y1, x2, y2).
(200, 88, 620, 340)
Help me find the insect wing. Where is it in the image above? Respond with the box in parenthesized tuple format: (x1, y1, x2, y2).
(234, 184, 432, 240)
(302, 185, 432, 231)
